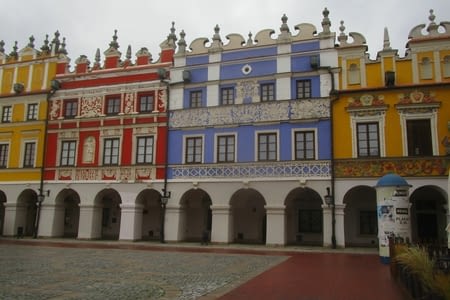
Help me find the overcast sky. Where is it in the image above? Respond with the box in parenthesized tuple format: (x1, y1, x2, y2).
(1, 0, 449, 69)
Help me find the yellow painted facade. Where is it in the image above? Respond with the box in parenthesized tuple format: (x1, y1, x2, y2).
(0, 41, 62, 182)
(334, 15, 450, 179)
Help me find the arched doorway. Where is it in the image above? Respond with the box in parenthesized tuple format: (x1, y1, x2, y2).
(94, 189, 122, 240)
(179, 189, 212, 242)
(16, 189, 38, 237)
(230, 188, 266, 244)
(136, 189, 162, 241)
(343, 186, 377, 247)
(60, 190, 81, 238)
(285, 187, 323, 246)
(410, 186, 447, 244)
(0, 191, 6, 235)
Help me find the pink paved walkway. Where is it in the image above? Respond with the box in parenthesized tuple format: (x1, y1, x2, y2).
(219, 252, 406, 300)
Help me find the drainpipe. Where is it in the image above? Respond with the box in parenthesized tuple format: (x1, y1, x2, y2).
(328, 67, 338, 249)
(159, 69, 171, 243)
(34, 80, 60, 239)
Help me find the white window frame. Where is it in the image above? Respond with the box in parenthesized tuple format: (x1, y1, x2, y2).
(350, 114, 386, 158)
(214, 132, 237, 163)
(183, 134, 204, 164)
(134, 135, 155, 165)
(399, 110, 439, 156)
(59, 140, 78, 167)
(21, 139, 37, 168)
(255, 130, 280, 162)
(291, 128, 318, 160)
(100, 136, 122, 166)
(0, 142, 10, 168)
(1, 105, 12, 123)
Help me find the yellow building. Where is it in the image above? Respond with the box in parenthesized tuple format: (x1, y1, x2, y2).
(333, 10, 450, 248)
(0, 33, 69, 236)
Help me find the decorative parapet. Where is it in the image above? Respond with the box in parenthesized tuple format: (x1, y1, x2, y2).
(170, 98, 329, 128)
(171, 160, 331, 179)
(335, 156, 449, 178)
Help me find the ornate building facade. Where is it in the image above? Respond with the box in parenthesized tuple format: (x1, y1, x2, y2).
(0, 33, 67, 237)
(166, 10, 337, 246)
(333, 10, 450, 247)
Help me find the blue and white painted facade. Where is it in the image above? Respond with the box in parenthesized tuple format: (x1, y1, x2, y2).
(165, 11, 340, 246)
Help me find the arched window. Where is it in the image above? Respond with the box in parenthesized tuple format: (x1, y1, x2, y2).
(419, 57, 432, 80)
(348, 63, 360, 85)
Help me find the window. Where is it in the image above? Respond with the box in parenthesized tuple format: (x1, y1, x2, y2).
(139, 94, 154, 113)
(60, 141, 76, 166)
(296, 80, 311, 99)
(258, 133, 277, 161)
(103, 138, 120, 165)
(189, 90, 202, 108)
(64, 100, 78, 118)
(260, 83, 275, 101)
(1, 106, 12, 123)
(348, 64, 361, 85)
(185, 137, 202, 164)
(298, 209, 322, 233)
(406, 119, 432, 156)
(106, 97, 121, 115)
(420, 57, 432, 80)
(27, 103, 38, 120)
(217, 135, 235, 163)
(136, 136, 154, 164)
(356, 123, 380, 157)
(295, 131, 315, 160)
(444, 56, 450, 78)
(23, 142, 36, 167)
(360, 211, 377, 235)
(220, 87, 234, 105)
(0, 144, 9, 168)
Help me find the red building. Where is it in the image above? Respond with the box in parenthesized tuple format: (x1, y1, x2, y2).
(38, 25, 176, 240)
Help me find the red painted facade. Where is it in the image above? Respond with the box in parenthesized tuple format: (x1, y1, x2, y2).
(45, 31, 175, 183)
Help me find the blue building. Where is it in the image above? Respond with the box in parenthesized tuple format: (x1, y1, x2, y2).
(164, 10, 340, 246)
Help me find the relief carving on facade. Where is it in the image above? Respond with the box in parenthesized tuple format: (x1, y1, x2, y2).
(82, 136, 96, 164)
(235, 80, 259, 104)
(158, 89, 167, 112)
(170, 99, 329, 128)
(50, 99, 61, 120)
(80, 95, 103, 117)
(123, 92, 135, 114)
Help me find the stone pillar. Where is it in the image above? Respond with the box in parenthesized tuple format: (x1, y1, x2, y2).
(119, 203, 143, 241)
(39, 202, 64, 237)
(322, 205, 333, 247)
(375, 174, 411, 264)
(2, 203, 19, 236)
(265, 205, 286, 246)
(165, 205, 181, 242)
(78, 204, 102, 239)
(335, 204, 346, 247)
(210, 205, 232, 243)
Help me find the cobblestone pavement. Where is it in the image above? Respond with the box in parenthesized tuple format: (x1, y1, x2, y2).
(0, 244, 286, 300)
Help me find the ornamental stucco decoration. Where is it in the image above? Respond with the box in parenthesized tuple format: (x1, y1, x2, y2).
(235, 80, 259, 104)
(172, 161, 331, 179)
(170, 99, 329, 128)
(80, 95, 103, 117)
(397, 90, 436, 104)
(50, 99, 61, 120)
(123, 93, 135, 114)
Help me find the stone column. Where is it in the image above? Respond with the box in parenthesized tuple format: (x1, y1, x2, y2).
(39, 202, 64, 237)
(77, 204, 102, 239)
(210, 205, 232, 243)
(322, 204, 333, 247)
(335, 204, 346, 248)
(119, 203, 143, 241)
(265, 205, 286, 246)
(165, 205, 181, 242)
(2, 203, 19, 236)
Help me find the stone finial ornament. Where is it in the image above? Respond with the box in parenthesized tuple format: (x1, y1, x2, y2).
(9, 41, 18, 58)
(59, 37, 68, 55)
(40, 34, 50, 52)
(338, 20, 348, 44)
(109, 30, 119, 50)
(383, 27, 391, 50)
(246, 32, 254, 47)
(321, 7, 331, 34)
(126, 45, 132, 60)
(209, 24, 223, 52)
(28, 35, 35, 48)
(278, 14, 291, 43)
(0, 40, 4, 54)
(408, 9, 450, 40)
(52, 30, 61, 53)
(176, 29, 187, 55)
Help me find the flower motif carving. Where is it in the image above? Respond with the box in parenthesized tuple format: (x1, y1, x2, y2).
(81, 95, 103, 117)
